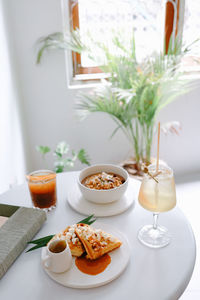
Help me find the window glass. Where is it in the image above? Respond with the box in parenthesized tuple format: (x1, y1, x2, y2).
(78, 0, 165, 67)
(183, 0, 200, 56)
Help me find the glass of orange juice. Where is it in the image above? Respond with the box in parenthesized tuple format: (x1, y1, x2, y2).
(138, 163, 176, 248)
(26, 170, 57, 211)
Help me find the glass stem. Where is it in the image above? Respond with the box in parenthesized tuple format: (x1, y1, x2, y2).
(153, 213, 159, 230)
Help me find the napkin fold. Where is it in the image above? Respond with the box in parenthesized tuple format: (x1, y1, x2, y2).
(0, 205, 46, 279)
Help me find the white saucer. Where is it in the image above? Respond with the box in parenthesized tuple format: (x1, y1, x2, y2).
(41, 222, 130, 289)
(67, 180, 136, 217)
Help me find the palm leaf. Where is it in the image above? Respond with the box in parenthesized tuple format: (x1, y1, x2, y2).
(27, 235, 54, 245)
(36, 30, 87, 64)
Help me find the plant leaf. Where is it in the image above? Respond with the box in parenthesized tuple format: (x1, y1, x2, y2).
(36, 30, 88, 64)
(27, 234, 54, 245)
(110, 124, 122, 139)
(54, 165, 65, 173)
(54, 141, 69, 157)
(77, 149, 90, 165)
(77, 214, 96, 225)
(26, 244, 47, 253)
(36, 146, 51, 155)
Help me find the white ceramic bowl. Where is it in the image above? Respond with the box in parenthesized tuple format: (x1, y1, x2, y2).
(78, 164, 129, 204)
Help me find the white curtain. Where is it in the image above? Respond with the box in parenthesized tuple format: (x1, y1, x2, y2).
(0, 0, 26, 193)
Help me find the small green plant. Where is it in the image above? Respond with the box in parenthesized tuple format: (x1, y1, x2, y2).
(36, 141, 90, 173)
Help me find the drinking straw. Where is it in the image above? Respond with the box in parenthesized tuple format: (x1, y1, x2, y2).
(156, 122, 161, 173)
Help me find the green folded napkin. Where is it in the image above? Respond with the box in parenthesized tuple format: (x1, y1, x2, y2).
(0, 204, 46, 279)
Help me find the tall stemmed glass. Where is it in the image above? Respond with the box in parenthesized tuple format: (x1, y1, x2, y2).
(138, 163, 176, 248)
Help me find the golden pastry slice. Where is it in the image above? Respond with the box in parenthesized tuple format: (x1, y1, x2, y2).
(75, 223, 122, 260)
(49, 224, 85, 257)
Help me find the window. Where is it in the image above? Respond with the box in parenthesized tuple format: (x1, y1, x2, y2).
(181, 0, 200, 72)
(183, 0, 200, 56)
(67, 0, 198, 80)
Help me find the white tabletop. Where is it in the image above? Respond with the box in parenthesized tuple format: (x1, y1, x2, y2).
(0, 171, 196, 300)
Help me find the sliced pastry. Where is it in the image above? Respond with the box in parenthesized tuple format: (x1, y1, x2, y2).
(75, 223, 122, 260)
(49, 224, 85, 257)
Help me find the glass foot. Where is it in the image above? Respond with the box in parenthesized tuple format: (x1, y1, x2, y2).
(138, 225, 171, 248)
(33, 204, 56, 212)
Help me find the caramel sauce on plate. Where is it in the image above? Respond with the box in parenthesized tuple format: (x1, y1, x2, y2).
(75, 254, 111, 275)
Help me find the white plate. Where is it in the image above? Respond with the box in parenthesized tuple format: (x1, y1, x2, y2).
(67, 180, 135, 217)
(41, 222, 131, 289)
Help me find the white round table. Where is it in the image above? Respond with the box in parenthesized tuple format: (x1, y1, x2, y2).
(0, 171, 196, 300)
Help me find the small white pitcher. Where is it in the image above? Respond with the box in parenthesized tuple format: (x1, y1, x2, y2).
(42, 239, 72, 273)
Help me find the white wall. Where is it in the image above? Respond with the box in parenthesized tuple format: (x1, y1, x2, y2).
(2, 0, 200, 178)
